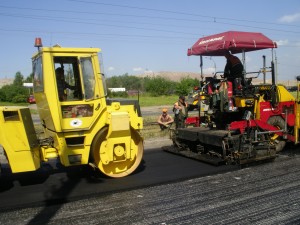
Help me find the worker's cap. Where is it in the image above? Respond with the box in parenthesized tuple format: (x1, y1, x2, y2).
(162, 108, 168, 113)
(179, 95, 185, 100)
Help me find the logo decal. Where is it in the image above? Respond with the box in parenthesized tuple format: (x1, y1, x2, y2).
(70, 119, 83, 127)
(198, 36, 224, 45)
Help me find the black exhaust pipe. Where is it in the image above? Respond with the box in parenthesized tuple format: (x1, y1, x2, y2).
(270, 61, 278, 107)
(271, 61, 275, 86)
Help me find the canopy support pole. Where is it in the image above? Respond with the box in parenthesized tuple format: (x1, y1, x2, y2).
(242, 50, 246, 83)
(200, 55, 203, 82)
(263, 55, 266, 84)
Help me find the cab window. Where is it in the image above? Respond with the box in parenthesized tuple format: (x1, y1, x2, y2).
(80, 57, 95, 100)
(54, 57, 83, 101)
(32, 56, 44, 92)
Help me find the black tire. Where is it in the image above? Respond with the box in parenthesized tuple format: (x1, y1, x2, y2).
(267, 116, 286, 153)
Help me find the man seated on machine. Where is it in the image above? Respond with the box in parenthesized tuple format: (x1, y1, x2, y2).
(55, 67, 76, 101)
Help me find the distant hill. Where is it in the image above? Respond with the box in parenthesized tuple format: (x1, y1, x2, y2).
(138, 71, 298, 87)
(0, 78, 13, 88)
(138, 71, 206, 82)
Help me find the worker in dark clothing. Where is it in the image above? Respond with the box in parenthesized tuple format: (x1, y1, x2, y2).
(56, 67, 76, 101)
(173, 95, 188, 129)
(224, 51, 245, 96)
(224, 51, 244, 81)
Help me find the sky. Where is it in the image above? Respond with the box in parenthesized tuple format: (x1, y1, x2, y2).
(0, 0, 299, 81)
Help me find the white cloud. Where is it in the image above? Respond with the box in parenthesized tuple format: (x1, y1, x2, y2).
(276, 39, 289, 46)
(132, 67, 143, 72)
(278, 13, 300, 23)
(107, 66, 115, 71)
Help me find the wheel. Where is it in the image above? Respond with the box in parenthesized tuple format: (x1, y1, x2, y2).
(90, 127, 143, 178)
(267, 116, 286, 153)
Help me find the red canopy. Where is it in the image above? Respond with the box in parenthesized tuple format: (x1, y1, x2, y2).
(187, 31, 277, 56)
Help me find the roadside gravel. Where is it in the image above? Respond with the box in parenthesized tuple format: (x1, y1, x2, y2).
(144, 136, 172, 150)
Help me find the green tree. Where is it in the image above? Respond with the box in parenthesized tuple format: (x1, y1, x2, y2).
(144, 76, 176, 96)
(175, 77, 199, 96)
(121, 74, 142, 90)
(0, 71, 29, 102)
(106, 76, 121, 88)
(0, 88, 6, 101)
(24, 73, 34, 83)
(106, 73, 143, 91)
(0, 84, 27, 102)
(13, 71, 24, 86)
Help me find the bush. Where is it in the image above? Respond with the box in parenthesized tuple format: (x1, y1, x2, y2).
(175, 77, 199, 96)
(12, 94, 27, 103)
(108, 90, 129, 98)
(0, 71, 29, 102)
(144, 76, 176, 96)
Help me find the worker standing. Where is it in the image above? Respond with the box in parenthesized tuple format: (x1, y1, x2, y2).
(173, 96, 188, 129)
(223, 51, 244, 82)
(223, 51, 245, 97)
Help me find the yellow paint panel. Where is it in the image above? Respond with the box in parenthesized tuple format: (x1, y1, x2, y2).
(277, 86, 295, 102)
(0, 107, 40, 173)
(111, 112, 130, 131)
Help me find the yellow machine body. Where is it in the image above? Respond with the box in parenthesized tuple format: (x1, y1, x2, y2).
(0, 44, 144, 178)
(0, 107, 40, 173)
(295, 84, 300, 144)
(187, 90, 210, 112)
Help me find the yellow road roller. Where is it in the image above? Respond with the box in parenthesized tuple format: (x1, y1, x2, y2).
(0, 38, 143, 178)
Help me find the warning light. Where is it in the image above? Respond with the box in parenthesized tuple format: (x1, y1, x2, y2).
(34, 37, 43, 48)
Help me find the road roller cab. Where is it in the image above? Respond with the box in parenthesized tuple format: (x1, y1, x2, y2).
(0, 38, 144, 178)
